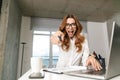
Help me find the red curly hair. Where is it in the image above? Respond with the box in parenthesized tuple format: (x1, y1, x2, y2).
(59, 14, 85, 52)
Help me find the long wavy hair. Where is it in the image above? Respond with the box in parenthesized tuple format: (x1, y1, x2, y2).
(59, 14, 85, 52)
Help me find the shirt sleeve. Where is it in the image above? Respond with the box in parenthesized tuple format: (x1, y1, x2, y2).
(81, 39, 90, 66)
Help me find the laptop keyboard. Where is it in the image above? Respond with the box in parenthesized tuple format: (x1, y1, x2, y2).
(77, 69, 105, 75)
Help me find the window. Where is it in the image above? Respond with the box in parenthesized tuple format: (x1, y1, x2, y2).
(33, 31, 59, 68)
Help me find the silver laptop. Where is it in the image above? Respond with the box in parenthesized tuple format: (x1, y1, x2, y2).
(64, 21, 120, 80)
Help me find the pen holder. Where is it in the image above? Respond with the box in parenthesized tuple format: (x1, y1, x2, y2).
(98, 55, 106, 70)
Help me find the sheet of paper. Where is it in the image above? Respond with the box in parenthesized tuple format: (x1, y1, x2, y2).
(43, 66, 87, 74)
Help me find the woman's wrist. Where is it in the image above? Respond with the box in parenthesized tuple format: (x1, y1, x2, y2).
(89, 52, 99, 60)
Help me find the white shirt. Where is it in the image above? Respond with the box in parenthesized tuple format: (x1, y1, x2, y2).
(56, 38, 90, 67)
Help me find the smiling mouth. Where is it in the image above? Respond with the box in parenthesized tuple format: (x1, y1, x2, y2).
(68, 31, 74, 36)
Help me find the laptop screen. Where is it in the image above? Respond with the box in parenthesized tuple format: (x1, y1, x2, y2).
(105, 21, 120, 79)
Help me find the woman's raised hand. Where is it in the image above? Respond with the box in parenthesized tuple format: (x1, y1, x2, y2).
(51, 31, 64, 45)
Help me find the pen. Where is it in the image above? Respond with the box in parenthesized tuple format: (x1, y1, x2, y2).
(98, 54, 106, 69)
(58, 36, 62, 41)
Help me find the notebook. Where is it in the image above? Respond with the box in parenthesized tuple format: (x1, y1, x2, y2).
(64, 21, 120, 80)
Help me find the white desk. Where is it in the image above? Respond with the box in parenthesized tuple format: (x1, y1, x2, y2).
(18, 70, 120, 80)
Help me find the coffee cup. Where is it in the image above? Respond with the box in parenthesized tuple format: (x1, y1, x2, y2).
(31, 57, 43, 73)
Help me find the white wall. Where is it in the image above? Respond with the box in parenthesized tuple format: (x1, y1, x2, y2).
(17, 16, 33, 78)
(87, 22, 109, 65)
(31, 18, 61, 31)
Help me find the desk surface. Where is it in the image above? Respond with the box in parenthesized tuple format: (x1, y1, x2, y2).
(18, 70, 120, 80)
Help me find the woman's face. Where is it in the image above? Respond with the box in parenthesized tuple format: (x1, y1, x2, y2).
(65, 18, 76, 39)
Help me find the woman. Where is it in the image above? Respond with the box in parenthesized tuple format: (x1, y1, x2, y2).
(51, 14, 102, 71)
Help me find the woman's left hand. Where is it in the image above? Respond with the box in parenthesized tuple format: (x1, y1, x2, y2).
(86, 56, 102, 71)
